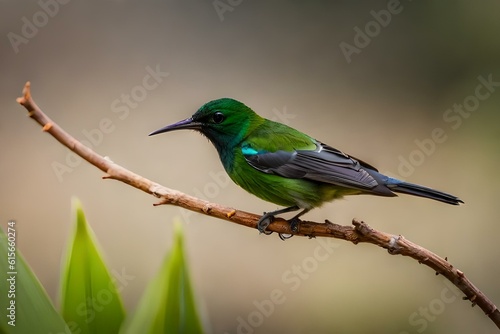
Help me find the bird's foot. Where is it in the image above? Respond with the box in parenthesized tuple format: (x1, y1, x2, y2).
(278, 217, 301, 240)
(257, 206, 302, 236)
(257, 212, 274, 235)
(288, 216, 301, 233)
(257, 213, 296, 240)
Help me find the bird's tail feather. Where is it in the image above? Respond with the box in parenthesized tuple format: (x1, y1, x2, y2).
(386, 179, 463, 205)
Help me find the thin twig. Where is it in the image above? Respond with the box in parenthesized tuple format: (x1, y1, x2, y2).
(16, 82, 500, 329)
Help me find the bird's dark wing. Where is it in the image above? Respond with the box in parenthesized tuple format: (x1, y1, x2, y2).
(243, 141, 384, 192)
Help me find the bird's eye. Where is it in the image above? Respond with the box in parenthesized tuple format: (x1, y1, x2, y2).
(212, 111, 225, 124)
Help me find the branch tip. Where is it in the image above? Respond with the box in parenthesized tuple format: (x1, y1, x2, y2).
(351, 218, 362, 226)
(153, 198, 170, 206)
(42, 123, 53, 132)
(21, 81, 31, 101)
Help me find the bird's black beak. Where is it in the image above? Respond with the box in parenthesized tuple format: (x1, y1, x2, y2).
(149, 117, 202, 136)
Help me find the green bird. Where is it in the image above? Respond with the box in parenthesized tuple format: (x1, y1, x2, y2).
(150, 98, 463, 235)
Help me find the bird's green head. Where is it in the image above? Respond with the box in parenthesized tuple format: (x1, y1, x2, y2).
(149, 98, 263, 151)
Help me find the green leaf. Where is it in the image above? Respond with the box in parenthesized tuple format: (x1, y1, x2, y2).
(60, 198, 125, 334)
(0, 223, 69, 334)
(122, 222, 204, 334)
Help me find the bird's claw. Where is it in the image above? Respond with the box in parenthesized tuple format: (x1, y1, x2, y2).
(278, 217, 300, 240)
(257, 213, 274, 235)
(288, 217, 301, 233)
(257, 208, 302, 237)
(279, 233, 293, 241)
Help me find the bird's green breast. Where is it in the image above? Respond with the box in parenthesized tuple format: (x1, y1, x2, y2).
(219, 120, 357, 209)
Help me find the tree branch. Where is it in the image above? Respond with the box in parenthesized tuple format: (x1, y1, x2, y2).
(16, 82, 500, 330)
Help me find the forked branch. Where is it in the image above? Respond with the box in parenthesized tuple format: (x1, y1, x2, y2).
(16, 82, 500, 329)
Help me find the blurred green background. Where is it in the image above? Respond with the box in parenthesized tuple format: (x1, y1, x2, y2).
(1, 1, 500, 333)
